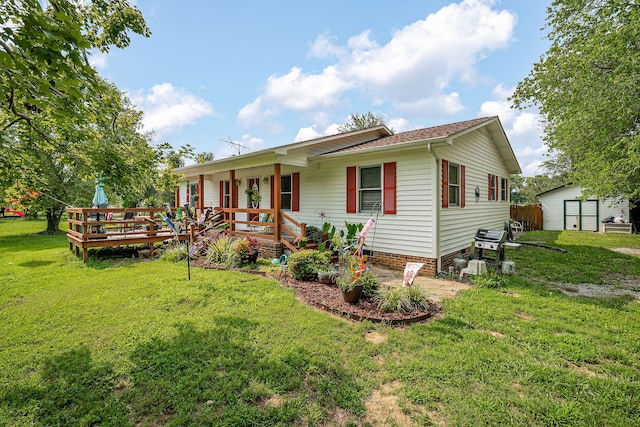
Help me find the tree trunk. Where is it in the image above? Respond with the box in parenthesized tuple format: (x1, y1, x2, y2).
(45, 208, 64, 234)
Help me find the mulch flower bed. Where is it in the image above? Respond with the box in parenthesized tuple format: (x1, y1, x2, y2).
(197, 260, 443, 325)
(282, 277, 443, 325)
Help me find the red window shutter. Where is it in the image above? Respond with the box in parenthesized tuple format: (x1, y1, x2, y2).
(346, 166, 357, 213)
(270, 175, 274, 209)
(292, 172, 300, 212)
(219, 181, 224, 207)
(460, 165, 466, 208)
(186, 182, 190, 203)
(383, 162, 396, 214)
(442, 160, 449, 208)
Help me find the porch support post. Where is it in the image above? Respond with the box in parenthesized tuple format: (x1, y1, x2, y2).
(198, 174, 205, 210)
(229, 170, 236, 233)
(273, 163, 281, 242)
(174, 187, 180, 209)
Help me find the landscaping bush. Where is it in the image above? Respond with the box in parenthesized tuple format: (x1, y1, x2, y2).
(405, 285, 430, 311)
(159, 245, 188, 262)
(287, 249, 332, 281)
(206, 236, 238, 267)
(374, 286, 430, 313)
(358, 271, 380, 298)
(374, 287, 412, 313)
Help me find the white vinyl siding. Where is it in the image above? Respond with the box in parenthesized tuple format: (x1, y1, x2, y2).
(437, 128, 511, 256)
(294, 149, 436, 258)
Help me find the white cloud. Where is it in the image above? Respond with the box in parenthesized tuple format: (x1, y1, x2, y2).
(238, 0, 516, 129)
(89, 53, 107, 70)
(130, 83, 215, 141)
(293, 123, 340, 142)
(479, 84, 547, 176)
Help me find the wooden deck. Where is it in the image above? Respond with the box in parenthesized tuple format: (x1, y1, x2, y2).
(66, 206, 309, 262)
(66, 208, 185, 262)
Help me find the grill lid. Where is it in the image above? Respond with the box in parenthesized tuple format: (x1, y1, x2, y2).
(474, 229, 506, 243)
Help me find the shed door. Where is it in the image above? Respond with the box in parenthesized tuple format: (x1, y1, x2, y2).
(564, 200, 599, 231)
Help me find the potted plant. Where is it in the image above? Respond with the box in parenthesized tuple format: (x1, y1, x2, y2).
(235, 236, 260, 265)
(298, 236, 308, 248)
(244, 188, 262, 208)
(336, 273, 363, 304)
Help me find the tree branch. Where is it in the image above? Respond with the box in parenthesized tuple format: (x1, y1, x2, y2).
(7, 88, 51, 141)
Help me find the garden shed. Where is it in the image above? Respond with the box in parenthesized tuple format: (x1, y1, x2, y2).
(538, 185, 631, 232)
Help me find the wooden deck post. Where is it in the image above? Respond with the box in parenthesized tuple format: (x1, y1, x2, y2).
(273, 163, 281, 242)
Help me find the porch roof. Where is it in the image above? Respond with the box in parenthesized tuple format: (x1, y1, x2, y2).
(175, 125, 393, 176)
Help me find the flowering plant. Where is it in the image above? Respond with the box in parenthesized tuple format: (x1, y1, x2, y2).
(235, 237, 260, 255)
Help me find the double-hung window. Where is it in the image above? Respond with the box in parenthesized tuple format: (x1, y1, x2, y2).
(448, 163, 460, 207)
(500, 177, 508, 201)
(281, 175, 292, 210)
(359, 166, 381, 212)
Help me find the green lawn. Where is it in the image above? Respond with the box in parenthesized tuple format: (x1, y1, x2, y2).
(1, 219, 639, 426)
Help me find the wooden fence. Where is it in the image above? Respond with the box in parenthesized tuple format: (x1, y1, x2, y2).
(510, 204, 543, 231)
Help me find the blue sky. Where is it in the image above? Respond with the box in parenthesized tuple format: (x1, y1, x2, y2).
(94, 0, 551, 176)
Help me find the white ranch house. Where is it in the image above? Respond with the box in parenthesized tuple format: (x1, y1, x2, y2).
(538, 185, 631, 232)
(175, 116, 521, 275)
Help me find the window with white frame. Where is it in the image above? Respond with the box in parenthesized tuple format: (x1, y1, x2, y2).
(500, 177, 508, 201)
(359, 165, 381, 212)
(281, 174, 292, 210)
(223, 180, 230, 208)
(448, 163, 461, 206)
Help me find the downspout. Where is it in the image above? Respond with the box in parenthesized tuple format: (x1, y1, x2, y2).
(428, 143, 441, 273)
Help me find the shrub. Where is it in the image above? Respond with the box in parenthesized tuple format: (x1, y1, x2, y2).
(160, 245, 187, 262)
(471, 273, 506, 288)
(374, 287, 412, 314)
(206, 236, 238, 268)
(287, 250, 332, 281)
(405, 286, 430, 311)
(358, 272, 380, 298)
(374, 286, 430, 313)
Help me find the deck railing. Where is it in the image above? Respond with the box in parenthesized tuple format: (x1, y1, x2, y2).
(66, 206, 307, 261)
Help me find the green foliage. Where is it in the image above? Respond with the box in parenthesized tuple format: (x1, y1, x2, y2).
(509, 173, 568, 204)
(374, 287, 412, 313)
(287, 249, 331, 281)
(206, 236, 238, 267)
(373, 286, 430, 313)
(511, 0, 640, 201)
(159, 245, 188, 263)
(405, 285, 430, 311)
(357, 271, 380, 298)
(337, 112, 393, 133)
(470, 273, 507, 289)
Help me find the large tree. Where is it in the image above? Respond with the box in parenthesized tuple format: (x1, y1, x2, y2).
(2, 81, 158, 232)
(0, 0, 149, 144)
(511, 0, 640, 201)
(0, 0, 156, 232)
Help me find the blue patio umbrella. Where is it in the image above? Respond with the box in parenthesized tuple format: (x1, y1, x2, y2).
(92, 176, 108, 208)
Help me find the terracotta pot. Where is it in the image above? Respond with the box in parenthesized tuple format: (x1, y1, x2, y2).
(341, 285, 363, 304)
